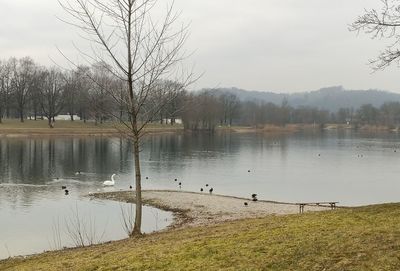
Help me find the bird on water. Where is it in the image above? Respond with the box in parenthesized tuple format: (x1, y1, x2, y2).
(103, 174, 116, 186)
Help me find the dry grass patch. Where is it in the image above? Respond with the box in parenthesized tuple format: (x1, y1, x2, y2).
(1, 203, 400, 270)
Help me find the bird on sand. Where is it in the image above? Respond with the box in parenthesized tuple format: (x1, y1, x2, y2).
(209, 188, 214, 194)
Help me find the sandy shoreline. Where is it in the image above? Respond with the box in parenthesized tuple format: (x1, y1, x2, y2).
(91, 190, 331, 229)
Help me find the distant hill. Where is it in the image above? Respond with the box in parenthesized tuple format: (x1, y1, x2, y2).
(201, 86, 400, 112)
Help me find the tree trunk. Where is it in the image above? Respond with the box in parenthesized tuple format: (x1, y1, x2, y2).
(48, 117, 54, 128)
(131, 136, 142, 236)
(20, 109, 24, 123)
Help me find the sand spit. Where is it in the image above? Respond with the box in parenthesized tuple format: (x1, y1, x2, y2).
(91, 190, 331, 229)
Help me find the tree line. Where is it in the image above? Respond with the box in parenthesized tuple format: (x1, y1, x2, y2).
(1, 58, 400, 130)
(181, 92, 400, 130)
(0, 57, 184, 128)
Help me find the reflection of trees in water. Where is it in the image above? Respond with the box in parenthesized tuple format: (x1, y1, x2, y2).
(0, 133, 253, 186)
(143, 132, 241, 171)
(0, 137, 135, 185)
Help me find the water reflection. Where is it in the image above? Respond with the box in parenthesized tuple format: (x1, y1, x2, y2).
(0, 138, 133, 186)
(2, 132, 400, 208)
(1, 131, 400, 215)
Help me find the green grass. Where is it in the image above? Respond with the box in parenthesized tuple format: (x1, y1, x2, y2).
(2, 204, 400, 270)
(0, 119, 103, 129)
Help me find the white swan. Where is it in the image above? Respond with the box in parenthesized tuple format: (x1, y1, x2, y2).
(103, 174, 116, 186)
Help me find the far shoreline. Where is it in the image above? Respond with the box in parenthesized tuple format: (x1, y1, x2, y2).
(0, 119, 399, 137)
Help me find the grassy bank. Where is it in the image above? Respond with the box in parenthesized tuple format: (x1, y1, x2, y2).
(0, 120, 397, 137)
(0, 119, 183, 136)
(2, 203, 400, 270)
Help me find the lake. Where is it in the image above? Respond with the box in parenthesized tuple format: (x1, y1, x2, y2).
(1, 130, 400, 259)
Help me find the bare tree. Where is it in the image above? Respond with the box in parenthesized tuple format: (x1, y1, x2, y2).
(89, 63, 115, 124)
(30, 68, 47, 121)
(350, 0, 400, 70)
(74, 66, 92, 122)
(40, 68, 66, 128)
(59, 0, 194, 235)
(10, 57, 37, 122)
(64, 69, 80, 121)
(2, 60, 14, 119)
(219, 93, 240, 126)
(0, 60, 7, 123)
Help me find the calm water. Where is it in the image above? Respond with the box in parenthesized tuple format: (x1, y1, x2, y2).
(1, 130, 400, 258)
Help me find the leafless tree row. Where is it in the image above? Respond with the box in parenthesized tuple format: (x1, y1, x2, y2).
(0, 57, 185, 128)
(0, 57, 114, 126)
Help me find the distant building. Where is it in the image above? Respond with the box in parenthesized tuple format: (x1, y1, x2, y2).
(54, 114, 79, 121)
(163, 118, 182, 124)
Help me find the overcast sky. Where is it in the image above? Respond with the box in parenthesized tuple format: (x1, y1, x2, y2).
(0, 0, 399, 93)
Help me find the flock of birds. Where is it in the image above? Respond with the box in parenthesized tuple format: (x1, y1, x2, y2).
(56, 144, 400, 204)
(60, 172, 116, 195)
(61, 169, 259, 206)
